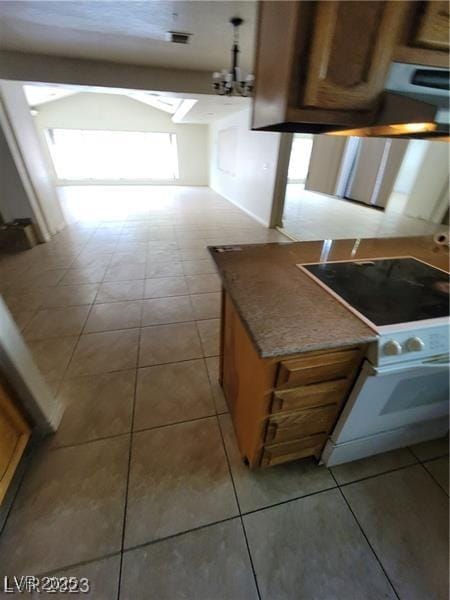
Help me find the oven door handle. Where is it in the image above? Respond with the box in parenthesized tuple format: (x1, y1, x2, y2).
(371, 357, 450, 376)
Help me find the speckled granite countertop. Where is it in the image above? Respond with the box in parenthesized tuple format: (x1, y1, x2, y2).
(209, 236, 449, 358)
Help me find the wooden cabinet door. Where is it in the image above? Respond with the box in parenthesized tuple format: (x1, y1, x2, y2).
(0, 379, 30, 504)
(303, 1, 404, 110)
(414, 1, 450, 50)
(394, 1, 449, 67)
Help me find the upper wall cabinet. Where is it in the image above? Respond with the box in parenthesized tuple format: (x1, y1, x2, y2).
(303, 1, 403, 111)
(252, 1, 449, 135)
(395, 1, 450, 66)
(415, 1, 450, 49)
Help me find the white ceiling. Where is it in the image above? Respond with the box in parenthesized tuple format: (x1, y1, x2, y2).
(0, 1, 257, 72)
(177, 94, 250, 124)
(22, 82, 250, 124)
(23, 84, 77, 106)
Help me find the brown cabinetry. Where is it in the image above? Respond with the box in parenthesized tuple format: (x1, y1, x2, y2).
(304, 1, 402, 111)
(0, 378, 30, 504)
(252, 0, 449, 133)
(415, 1, 450, 50)
(220, 291, 364, 468)
(395, 1, 449, 67)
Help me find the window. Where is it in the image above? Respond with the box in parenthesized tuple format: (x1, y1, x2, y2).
(46, 129, 179, 181)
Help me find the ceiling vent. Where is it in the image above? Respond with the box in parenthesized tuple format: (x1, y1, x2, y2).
(166, 31, 191, 44)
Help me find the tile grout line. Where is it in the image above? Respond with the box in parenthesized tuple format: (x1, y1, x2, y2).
(34, 550, 122, 580)
(48, 419, 428, 498)
(116, 338, 140, 600)
(51, 237, 116, 384)
(409, 449, 449, 463)
(14, 460, 419, 584)
(49, 430, 132, 452)
(203, 356, 226, 417)
(335, 459, 420, 489)
(216, 415, 263, 600)
(33, 516, 241, 580)
(1, 200, 443, 592)
(35, 319, 221, 343)
(417, 460, 449, 496)
(329, 470, 401, 600)
(49, 353, 221, 393)
(42, 275, 103, 387)
(0, 436, 41, 536)
(238, 518, 262, 600)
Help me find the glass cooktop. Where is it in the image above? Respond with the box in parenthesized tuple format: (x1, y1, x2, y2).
(299, 257, 449, 329)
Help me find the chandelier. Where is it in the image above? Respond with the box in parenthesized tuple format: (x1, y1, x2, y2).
(212, 17, 255, 97)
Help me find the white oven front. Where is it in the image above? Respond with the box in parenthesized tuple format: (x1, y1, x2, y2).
(322, 356, 449, 466)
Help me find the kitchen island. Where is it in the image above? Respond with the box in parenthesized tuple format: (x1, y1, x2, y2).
(210, 236, 449, 468)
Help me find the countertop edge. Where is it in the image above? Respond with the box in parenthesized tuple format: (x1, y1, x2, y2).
(209, 243, 378, 358)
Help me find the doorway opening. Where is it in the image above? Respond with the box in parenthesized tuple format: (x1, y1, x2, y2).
(21, 82, 246, 223)
(278, 135, 447, 241)
(279, 134, 314, 238)
(287, 134, 313, 184)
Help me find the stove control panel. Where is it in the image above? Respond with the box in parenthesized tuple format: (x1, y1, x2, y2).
(368, 324, 449, 367)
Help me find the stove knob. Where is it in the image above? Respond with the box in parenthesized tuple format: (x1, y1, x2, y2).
(383, 340, 402, 356)
(405, 336, 425, 352)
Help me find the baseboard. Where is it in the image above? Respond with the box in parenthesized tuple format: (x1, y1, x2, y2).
(276, 226, 299, 241)
(212, 190, 270, 228)
(55, 181, 209, 187)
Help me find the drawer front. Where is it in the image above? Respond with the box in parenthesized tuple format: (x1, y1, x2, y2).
(277, 349, 360, 387)
(261, 434, 327, 467)
(265, 404, 338, 444)
(272, 378, 348, 413)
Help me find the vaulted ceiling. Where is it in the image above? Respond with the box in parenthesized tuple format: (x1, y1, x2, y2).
(23, 83, 250, 125)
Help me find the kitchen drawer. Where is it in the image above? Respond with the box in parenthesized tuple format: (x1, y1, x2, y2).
(276, 349, 360, 387)
(271, 378, 348, 413)
(261, 433, 327, 467)
(265, 404, 338, 444)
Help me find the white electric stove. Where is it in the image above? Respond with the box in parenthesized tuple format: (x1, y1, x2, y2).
(298, 256, 449, 466)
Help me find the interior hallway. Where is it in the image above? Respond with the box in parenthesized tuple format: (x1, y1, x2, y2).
(0, 186, 448, 599)
(283, 184, 444, 241)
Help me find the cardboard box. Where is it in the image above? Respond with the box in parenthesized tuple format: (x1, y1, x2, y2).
(0, 221, 38, 251)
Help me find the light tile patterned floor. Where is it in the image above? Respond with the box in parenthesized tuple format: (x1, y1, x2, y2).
(0, 186, 448, 599)
(283, 184, 443, 241)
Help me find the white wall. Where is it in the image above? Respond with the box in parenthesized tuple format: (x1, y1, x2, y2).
(403, 142, 449, 223)
(387, 140, 449, 223)
(34, 92, 209, 186)
(393, 140, 429, 195)
(0, 81, 65, 238)
(208, 108, 281, 226)
(0, 50, 212, 95)
(0, 125, 34, 222)
(306, 136, 348, 197)
(0, 296, 63, 433)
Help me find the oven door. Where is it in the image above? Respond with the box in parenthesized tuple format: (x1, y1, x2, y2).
(330, 356, 450, 444)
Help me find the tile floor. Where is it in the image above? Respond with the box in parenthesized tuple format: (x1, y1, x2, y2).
(282, 184, 444, 241)
(0, 186, 448, 599)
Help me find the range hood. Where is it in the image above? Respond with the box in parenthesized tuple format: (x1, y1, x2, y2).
(327, 63, 450, 139)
